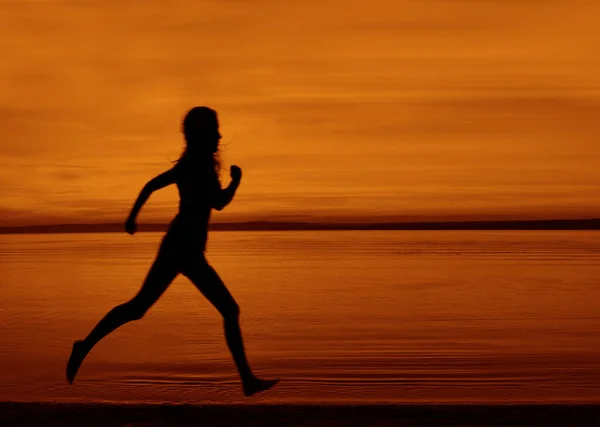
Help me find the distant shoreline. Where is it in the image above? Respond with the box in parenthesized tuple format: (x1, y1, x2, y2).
(1, 219, 599, 234)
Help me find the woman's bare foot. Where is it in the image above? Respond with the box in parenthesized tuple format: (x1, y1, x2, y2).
(66, 340, 88, 384)
(243, 377, 279, 397)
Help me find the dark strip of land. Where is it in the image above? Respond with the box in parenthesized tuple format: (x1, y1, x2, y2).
(1, 402, 599, 427)
(1, 219, 599, 234)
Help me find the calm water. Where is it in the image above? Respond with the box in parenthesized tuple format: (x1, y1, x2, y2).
(0, 230, 599, 404)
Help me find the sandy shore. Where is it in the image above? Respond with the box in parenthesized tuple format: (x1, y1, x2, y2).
(1, 403, 600, 426)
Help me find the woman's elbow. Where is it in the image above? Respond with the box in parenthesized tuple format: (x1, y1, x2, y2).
(212, 201, 225, 211)
(140, 184, 154, 198)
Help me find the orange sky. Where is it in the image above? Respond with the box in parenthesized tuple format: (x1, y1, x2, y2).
(1, 0, 599, 225)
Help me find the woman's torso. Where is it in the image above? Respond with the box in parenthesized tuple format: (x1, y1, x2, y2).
(162, 159, 220, 253)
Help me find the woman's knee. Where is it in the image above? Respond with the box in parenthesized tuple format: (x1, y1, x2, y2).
(116, 300, 148, 321)
(222, 301, 240, 322)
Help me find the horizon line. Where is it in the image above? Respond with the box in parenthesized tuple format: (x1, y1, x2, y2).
(1, 218, 599, 234)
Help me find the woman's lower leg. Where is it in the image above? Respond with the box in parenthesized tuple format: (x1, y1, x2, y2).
(223, 316, 255, 383)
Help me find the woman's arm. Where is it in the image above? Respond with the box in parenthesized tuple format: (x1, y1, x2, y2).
(125, 168, 177, 234)
(213, 165, 242, 211)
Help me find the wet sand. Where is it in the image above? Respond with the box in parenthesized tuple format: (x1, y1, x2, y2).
(2, 403, 600, 427)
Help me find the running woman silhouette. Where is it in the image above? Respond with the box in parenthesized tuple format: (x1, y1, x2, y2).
(66, 106, 278, 397)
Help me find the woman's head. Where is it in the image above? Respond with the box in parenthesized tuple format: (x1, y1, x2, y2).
(179, 106, 221, 173)
(182, 106, 221, 154)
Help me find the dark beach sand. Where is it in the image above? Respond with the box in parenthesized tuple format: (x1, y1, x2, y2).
(1, 403, 600, 427)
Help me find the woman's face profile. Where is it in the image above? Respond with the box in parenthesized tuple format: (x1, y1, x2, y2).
(206, 126, 221, 153)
